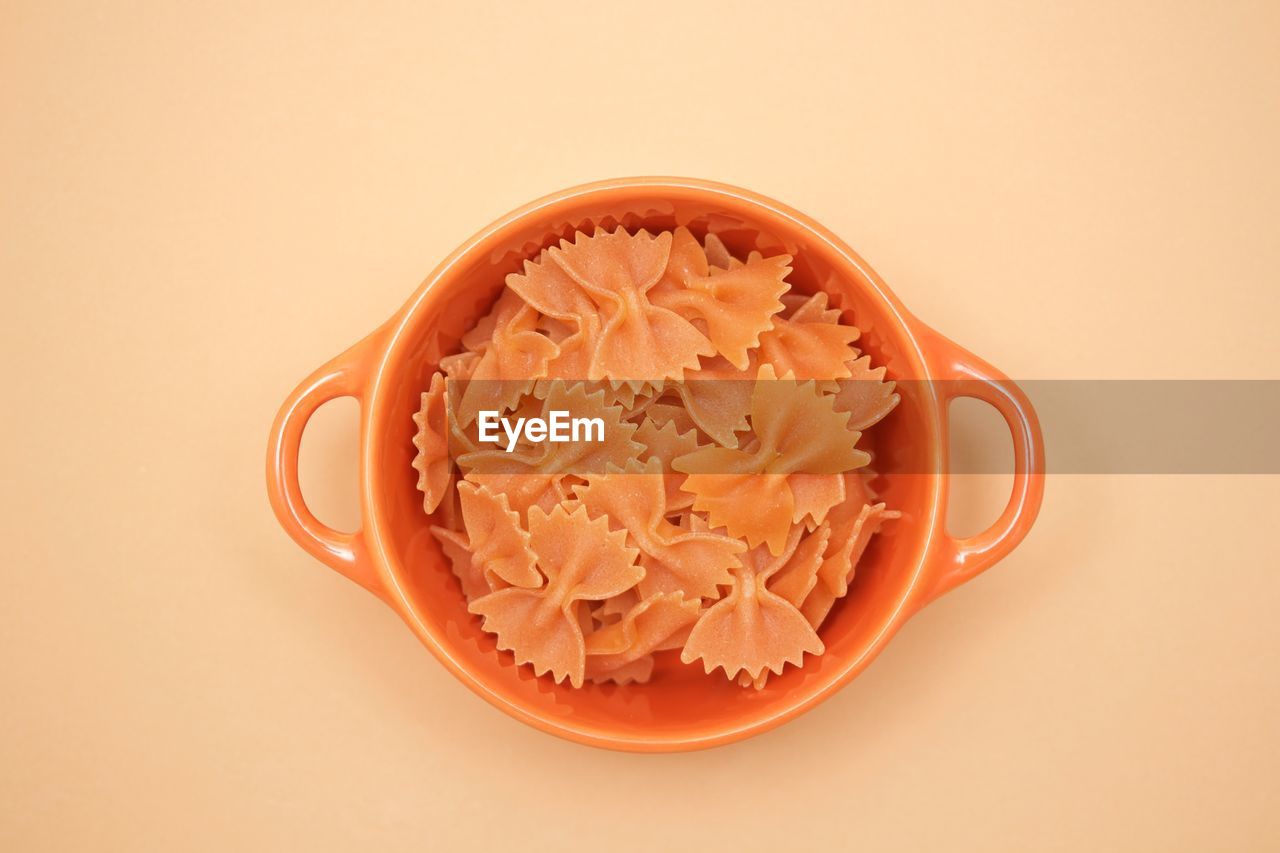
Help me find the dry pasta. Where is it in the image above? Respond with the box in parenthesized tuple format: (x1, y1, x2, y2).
(413, 227, 900, 687)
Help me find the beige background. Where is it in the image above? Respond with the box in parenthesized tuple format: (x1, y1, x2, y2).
(3, 2, 1278, 850)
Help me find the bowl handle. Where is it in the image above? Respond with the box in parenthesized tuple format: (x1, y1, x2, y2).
(266, 330, 387, 599)
(915, 324, 1046, 605)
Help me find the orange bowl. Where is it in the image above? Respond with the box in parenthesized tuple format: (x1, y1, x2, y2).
(266, 177, 1045, 752)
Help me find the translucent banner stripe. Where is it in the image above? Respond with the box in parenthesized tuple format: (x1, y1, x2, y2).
(429, 380, 1280, 474)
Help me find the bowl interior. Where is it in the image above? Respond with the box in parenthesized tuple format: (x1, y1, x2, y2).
(369, 182, 939, 748)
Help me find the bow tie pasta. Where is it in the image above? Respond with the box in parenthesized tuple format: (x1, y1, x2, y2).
(414, 227, 899, 688)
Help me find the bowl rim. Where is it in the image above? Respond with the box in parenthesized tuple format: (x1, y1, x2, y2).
(360, 176, 947, 751)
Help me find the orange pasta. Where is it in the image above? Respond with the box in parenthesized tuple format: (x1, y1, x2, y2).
(414, 226, 899, 688)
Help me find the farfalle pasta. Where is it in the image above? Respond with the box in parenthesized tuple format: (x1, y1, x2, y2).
(413, 226, 900, 688)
